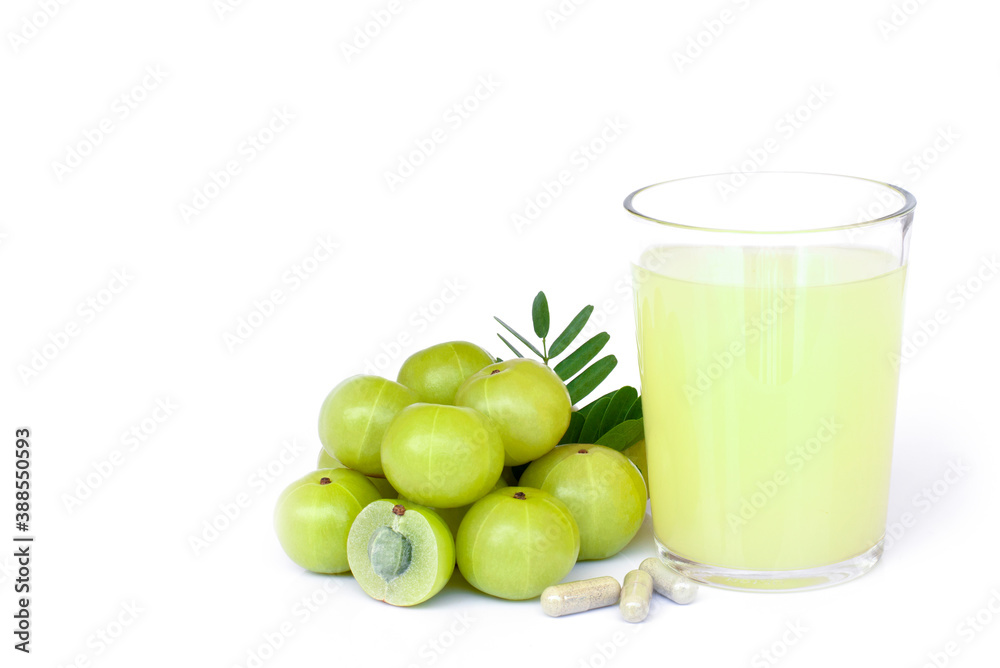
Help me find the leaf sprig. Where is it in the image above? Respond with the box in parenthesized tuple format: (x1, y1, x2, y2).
(566, 386, 644, 452)
(495, 291, 617, 405)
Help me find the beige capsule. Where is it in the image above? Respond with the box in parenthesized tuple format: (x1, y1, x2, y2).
(619, 569, 653, 623)
(541, 576, 621, 617)
(640, 557, 698, 604)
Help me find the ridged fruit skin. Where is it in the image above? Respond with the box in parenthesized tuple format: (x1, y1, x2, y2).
(520, 444, 647, 560)
(318, 375, 418, 476)
(454, 359, 571, 466)
(317, 448, 398, 498)
(397, 342, 494, 404)
(456, 487, 580, 600)
(273, 468, 382, 573)
(381, 404, 504, 508)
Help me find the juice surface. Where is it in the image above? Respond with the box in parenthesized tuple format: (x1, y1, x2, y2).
(633, 245, 906, 571)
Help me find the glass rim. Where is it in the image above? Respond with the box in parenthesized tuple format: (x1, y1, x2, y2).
(623, 171, 917, 235)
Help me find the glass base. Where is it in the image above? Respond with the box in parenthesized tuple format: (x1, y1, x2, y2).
(656, 538, 884, 592)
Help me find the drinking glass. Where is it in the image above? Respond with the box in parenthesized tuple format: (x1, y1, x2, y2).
(626, 172, 916, 591)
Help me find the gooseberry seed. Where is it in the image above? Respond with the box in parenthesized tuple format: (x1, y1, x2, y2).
(393, 504, 406, 516)
(368, 526, 412, 582)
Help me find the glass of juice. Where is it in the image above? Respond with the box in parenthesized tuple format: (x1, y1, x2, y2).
(626, 172, 916, 591)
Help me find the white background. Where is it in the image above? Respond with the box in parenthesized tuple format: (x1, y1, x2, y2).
(2, 0, 999, 666)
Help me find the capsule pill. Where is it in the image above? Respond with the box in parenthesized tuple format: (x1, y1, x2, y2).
(619, 569, 653, 623)
(540, 576, 621, 617)
(640, 558, 698, 604)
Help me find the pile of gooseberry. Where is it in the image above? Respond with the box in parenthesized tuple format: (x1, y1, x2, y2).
(274, 341, 648, 605)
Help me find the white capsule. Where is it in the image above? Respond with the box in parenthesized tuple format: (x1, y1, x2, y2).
(541, 576, 621, 617)
(619, 569, 653, 623)
(640, 558, 698, 604)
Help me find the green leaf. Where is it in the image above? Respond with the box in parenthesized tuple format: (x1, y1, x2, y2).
(495, 317, 544, 359)
(599, 387, 638, 436)
(548, 305, 594, 358)
(566, 355, 617, 405)
(496, 334, 523, 358)
(554, 333, 610, 381)
(624, 396, 643, 421)
(578, 395, 613, 444)
(595, 418, 644, 452)
(532, 292, 549, 339)
(577, 389, 617, 418)
(558, 411, 586, 445)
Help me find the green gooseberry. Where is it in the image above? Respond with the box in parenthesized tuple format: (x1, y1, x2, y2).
(273, 468, 381, 573)
(318, 375, 417, 476)
(347, 499, 455, 606)
(520, 444, 647, 560)
(316, 448, 397, 498)
(454, 358, 571, 466)
(397, 341, 494, 404)
(381, 404, 504, 508)
(456, 487, 579, 600)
